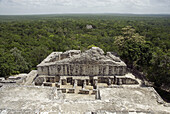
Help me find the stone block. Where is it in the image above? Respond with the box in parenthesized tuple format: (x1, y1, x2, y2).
(79, 89, 89, 94)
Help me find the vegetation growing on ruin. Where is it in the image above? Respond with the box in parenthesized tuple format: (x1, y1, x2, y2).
(0, 14, 169, 100)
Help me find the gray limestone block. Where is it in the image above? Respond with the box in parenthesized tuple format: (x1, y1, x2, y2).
(164, 103, 170, 107)
(34, 77, 44, 86)
(106, 52, 121, 62)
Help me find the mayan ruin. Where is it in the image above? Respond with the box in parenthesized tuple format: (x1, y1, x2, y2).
(34, 47, 138, 93)
(1, 0, 170, 112)
(0, 47, 169, 113)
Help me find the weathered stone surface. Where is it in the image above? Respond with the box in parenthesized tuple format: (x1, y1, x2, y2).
(0, 77, 5, 82)
(34, 76, 44, 86)
(5, 73, 28, 84)
(24, 70, 37, 85)
(34, 48, 140, 93)
(0, 85, 169, 113)
(1, 47, 169, 113)
(37, 47, 126, 76)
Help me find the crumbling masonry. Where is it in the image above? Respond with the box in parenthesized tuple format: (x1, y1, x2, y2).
(35, 47, 138, 94)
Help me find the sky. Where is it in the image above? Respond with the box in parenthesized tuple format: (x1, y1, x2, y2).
(0, 0, 170, 15)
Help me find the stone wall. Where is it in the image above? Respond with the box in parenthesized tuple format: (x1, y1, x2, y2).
(37, 64, 126, 76)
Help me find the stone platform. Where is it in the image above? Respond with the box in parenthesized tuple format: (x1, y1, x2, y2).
(0, 85, 169, 114)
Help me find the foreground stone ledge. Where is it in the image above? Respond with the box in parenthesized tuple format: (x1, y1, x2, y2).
(0, 85, 169, 113)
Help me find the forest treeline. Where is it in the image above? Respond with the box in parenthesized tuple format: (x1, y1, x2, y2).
(0, 14, 169, 91)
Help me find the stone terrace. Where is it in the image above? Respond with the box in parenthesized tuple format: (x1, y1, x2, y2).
(0, 85, 169, 114)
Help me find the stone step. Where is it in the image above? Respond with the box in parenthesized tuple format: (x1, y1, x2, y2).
(25, 70, 37, 85)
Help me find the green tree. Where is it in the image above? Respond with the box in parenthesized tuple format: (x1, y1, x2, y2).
(10, 47, 30, 73)
(0, 49, 16, 77)
(147, 48, 170, 86)
(114, 26, 152, 70)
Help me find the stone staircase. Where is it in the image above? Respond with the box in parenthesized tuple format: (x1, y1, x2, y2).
(25, 70, 37, 85)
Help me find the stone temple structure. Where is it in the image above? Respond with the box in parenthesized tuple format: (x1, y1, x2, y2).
(0, 47, 170, 113)
(35, 47, 138, 94)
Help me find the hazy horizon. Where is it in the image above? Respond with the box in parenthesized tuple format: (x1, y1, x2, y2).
(0, 0, 170, 15)
(1, 13, 170, 16)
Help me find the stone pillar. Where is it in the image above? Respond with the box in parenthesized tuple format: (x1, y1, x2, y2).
(83, 80, 86, 89)
(108, 78, 111, 85)
(105, 66, 109, 76)
(60, 65, 63, 76)
(74, 79, 77, 88)
(44, 77, 46, 83)
(117, 67, 119, 75)
(59, 78, 61, 87)
(114, 76, 117, 84)
(123, 67, 126, 75)
(99, 66, 103, 76)
(63, 65, 65, 75)
(42, 77, 46, 86)
(54, 77, 57, 83)
(118, 78, 122, 85)
(57, 65, 60, 76)
(95, 90, 101, 100)
(66, 65, 69, 76)
(70, 65, 73, 76)
(72, 65, 75, 75)
(58, 54, 61, 60)
(109, 66, 112, 75)
(103, 66, 106, 75)
(95, 80, 98, 89)
(112, 67, 115, 75)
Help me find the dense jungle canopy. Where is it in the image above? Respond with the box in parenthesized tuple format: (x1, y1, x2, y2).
(0, 14, 169, 101)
